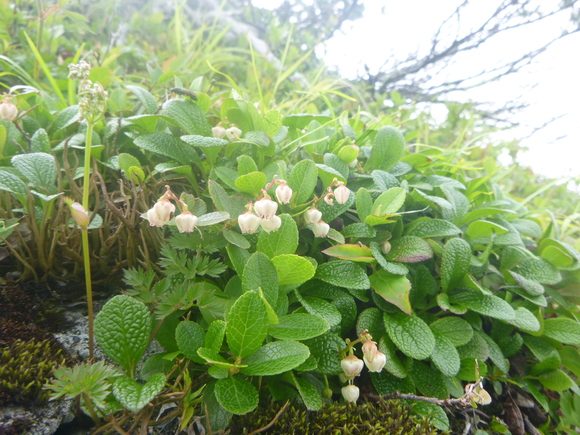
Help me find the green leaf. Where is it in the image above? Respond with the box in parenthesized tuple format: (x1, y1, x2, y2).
(0, 170, 28, 204)
(205, 320, 227, 352)
(457, 359, 488, 382)
(51, 105, 79, 132)
(94, 295, 152, 374)
(559, 347, 580, 378)
(314, 260, 370, 290)
(175, 321, 206, 364)
(543, 318, 580, 345)
(290, 373, 323, 411)
(126, 85, 158, 114)
(134, 133, 199, 165)
(408, 360, 448, 399)
(478, 332, 509, 374)
(288, 159, 318, 204)
(295, 292, 342, 328)
(234, 171, 268, 196)
(162, 98, 212, 136)
(378, 336, 408, 378)
(538, 369, 575, 392)
(441, 238, 471, 291)
(268, 313, 330, 340)
(341, 223, 377, 239)
(197, 348, 243, 370)
(257, 214, 298, 258)
(237, 155, 258, 175)
(227, 244, 250, 275)
(369, 270, 412, 314)
(429, 317, 473, 347)
(240, 341, 310, 376)
(356, 187, 373, 222)
(223, 229, 250, 249)
(507, 307, 541, 333)
(214, 377, 259, 415)
(412, 402, 450, 431)
(226, 292, 268, 358)
(30, 128, 50, 153)
(509, 271, 544, 296)
(322, 243, 375, 263)
(242, 252, 279, 307)
(316, 164, 345, 187)
(197, 211, 230, 226)
(386, 236, 433, 263)
(208, 180, 246, 218)
(11, 152, 57, 193)
(357, 308, 386, 339)
(371, 187, 406, 216)
(317, 188, 355, 222)
(271, 254, 316, 285)
(113, 373, 166, 413)
(181, 134, 228, 148)
(303, 332, 346, 375)
(384, 312, 436, 360)
(405, 217, 462, 238)
(368, 126, 405, 171)
(118, 153, 141, 173)
(466, 220, 508, 239)
(449, 288, 515, 322)
(203, 381, 233, 431)
(431, 334, 461, 377)
(517, 257, 562, 285)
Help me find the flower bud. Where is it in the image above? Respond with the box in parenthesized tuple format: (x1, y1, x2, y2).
(212, 125, 226, 139)
(260, 215, 282, 233)
(322, 387, 333, 399)
(362, 340, 379, 362)
(146, 208, 164, 227)
(341, 385, 360, 403)
(175, 211, 198, 232)
(64, 198, 90, 229)
(364, 351, 386, 372)
(238, 211, 261, 234)
(226, 126, 242, 141)
(275, 183, 292, 204)
(311, 220, 330, 238)
(334, 184, 350, 204)
(304, 207, 322, 224)
(0, 99, 18, 122)
(381, 241, 391, 255)
(253, 197, 278, 219)
(341, 355, 364, 378)
(153, 198, 175, 224)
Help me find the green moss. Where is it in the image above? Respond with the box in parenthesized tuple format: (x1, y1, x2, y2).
(232, 399, 450, 435)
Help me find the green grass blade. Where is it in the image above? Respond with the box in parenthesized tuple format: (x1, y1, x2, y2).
(247, 35, 264, 111)
(24, 32, 66, 105)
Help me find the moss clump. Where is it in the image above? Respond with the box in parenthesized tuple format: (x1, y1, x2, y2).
(232, 399, 449, 435)
(0, 338, 67, 406)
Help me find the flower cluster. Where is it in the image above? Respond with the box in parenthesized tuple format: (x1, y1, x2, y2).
(212, 125, 242, 141)
(304, 207, 329, 238)
(68, 61, 108, 125)
(237, 180, 294, 234)
(322, 179, 351, 206)
(142, 188, 198, 233)
(0, 96, 18, 122)
(340, 332, 386, 403)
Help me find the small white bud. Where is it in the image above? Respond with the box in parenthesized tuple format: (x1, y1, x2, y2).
(334, 184, 350, 204)
(341, 355, 364, 378)
(153, 198, 175, 224)
(253, 197, 278, 218)
(63, 198, 90, 229)
(304, 207, 322, 224)
(238, 211, 261, 234)
(341, 384, 360, 403)
(275, 183, 293, 204)
(311, 220, 330, 238)
(0, 99, 18, 122)
(260, 215, 282, 233)
(225, 126, 242, 141)
(175, 211, 198, 232)
(212, 125, 226, 139)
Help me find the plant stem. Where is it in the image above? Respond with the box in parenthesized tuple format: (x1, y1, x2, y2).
(83, 122, 94, 360)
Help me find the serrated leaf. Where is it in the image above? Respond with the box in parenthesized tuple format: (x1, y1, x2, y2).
(429, 317, 473, 347)
(175, 321, 206, 364)
(314, 260, 370, 290)
(30, 128, 50, 153)
(449, 288, 515, 321)
(441, 238, 471, 291)
(94, 295, 151, 374)
(386, 236, 433, 263)
(371, 187, 406, 216)
(288, 159, 318, 204)
(226, 292, 268, 358)
(0, 170, 28, 204)
(538, 369, 575, 392)
(256, 213, 298, 258)
(368, 126, 405, 171)
(162, 98, 212, 136)
(11, 152, 57, 193)
(322, 243, 375, 263)
(405, 218, 462, 238)
(295, 292, 341, 328)
(384, 312, 435, 360)
(268, 313, 330, 340)
(271, 254, 316, 285)
(113, 373, 166, 413)
(543, 318, 580, 345)
(134, 133, 199, 165)
(234, 171, 267, 196)
(356, 308, 386, 339)
(369, 270, 412, 314)
(240, 341, 309, 376)
(181, 134, 228, 148)
(214, 377, 258, 415)
(242, 252, 278, 307)
(51, 105, 79, 131)
(431, 334, 461, 377)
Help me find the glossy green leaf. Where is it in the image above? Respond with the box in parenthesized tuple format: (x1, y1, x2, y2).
(340, 223, 376, 239)
(371, 187, 406, 217)
(538, 369, 575, 392)
(241, 341, 310, 376)
(356, 187, 373, 222)
(223, 229, 250, 249)
(205, 320, 227, 352)
(257, 214, 298, 258)
(412, 402, 450, 431)
(543, 318, 580, 345)
(197, 211, 230, 226)
(271, 254, 316, 285)
(408, 360, 448, 399)
(430, 334, 461, 377)
(295, 292, 342, 328)
(303, 332, 346, 375)
(509, 271, 544, 296)
(429, 317, 473, 347)
(288, 159, 318, 204)
(94, 295, 152, 374)
(242, 252, 279, 306)
(449, 288, 515, 322)
(322, 243, 375, 263)
(113, 373, 166, 413)
(290, 373, 323, 411)
(234, 171, 267, 196)
(478, 332, 509, 373)
(226, 291, 268, 358)
(369, 270, 412, 314)
(506, 307, 541, 333)
(517, 257, 562, 285)
(214, 377, 258, 415)
(237, 155, 258, 175)
(175, 320, 206, 364)
(208, 180, 247, 218)
(368, 126, 405, 171)
(314, 260, 370, 290)
(268, 313, 330, 340)
(384, 312, 435, 360)
(441, 238, 471, 291)
(378, 336, 407, 378)
(386, 236, 433, 263)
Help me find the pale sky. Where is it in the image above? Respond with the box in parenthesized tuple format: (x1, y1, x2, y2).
(254, 0, 580, 181)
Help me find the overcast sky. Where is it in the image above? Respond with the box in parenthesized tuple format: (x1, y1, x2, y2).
(255, 0, 580, 181)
